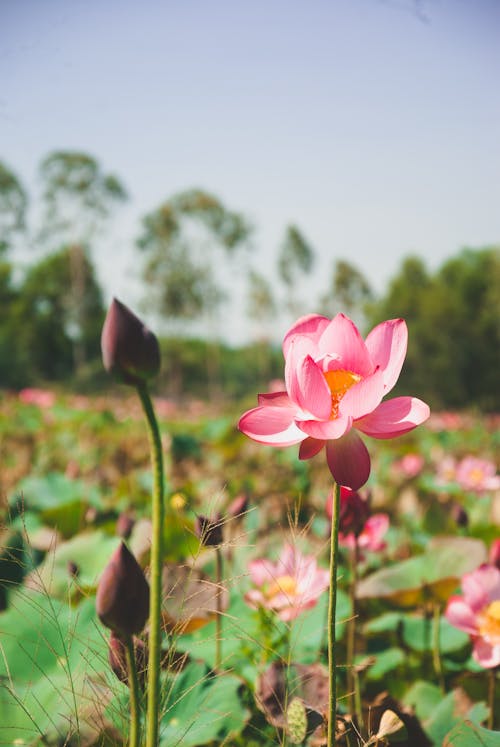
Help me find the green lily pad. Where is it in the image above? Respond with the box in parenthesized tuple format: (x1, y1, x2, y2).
(366, 647, 406, 680)
(24, 530, 121, 601)
(159, 661, 247, 745)
(403, 683, 489, 745)
(357, 537, 487, 607)
(0, 591, 109, 744)
(443, 721, 500, 746)
(13, 472, 102, 537)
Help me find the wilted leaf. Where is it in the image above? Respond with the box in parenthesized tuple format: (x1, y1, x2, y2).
(357, 537, 487, 607)
(161, 563, 229, 634)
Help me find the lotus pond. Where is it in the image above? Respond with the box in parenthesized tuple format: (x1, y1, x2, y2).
(0, 388, 499, 746)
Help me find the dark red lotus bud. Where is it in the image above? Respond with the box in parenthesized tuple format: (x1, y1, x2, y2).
(451, 502, 468, 528)
(195, 514, 223, 547)
(101, 298, 161, 386)
(490, 539, 500, 571)
(67, 561, 80, 578)
(227, 493, 249, 519)
(108, 631, 148, 688)
(96, 542, 150, 637)
(116, 512, 135, 540)
(326, 487, 370, 537)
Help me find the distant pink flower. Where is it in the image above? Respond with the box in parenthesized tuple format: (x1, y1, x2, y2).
(339, 514, 389, 554)
(455, 456, 500, 494)
(18, 388, 56, 409)
(239, 313, 429, 489)
(445, 565, 500, 668)
(245, 545, 329, 621)
(394, 453, 425, 479)
(435, 456, 457, 486)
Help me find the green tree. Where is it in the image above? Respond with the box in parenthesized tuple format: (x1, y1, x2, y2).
(12, 247, 105, 383)
(277, 224, 315, 317)
(137, 189, 251, 328)
(367, 248, 500, 410)
(0, 161, 27, 255)
(137, 189, 251, 398)
(320, 259, 373, 323)
(37, 151, 127, 371)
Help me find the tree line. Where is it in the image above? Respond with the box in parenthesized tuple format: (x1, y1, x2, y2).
(0, 153, 498, 410)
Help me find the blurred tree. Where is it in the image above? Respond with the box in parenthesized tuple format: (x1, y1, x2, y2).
(137, 188, 252, 398)
(320, 259, 373, 324)
(0, 161, 28, 255)
(137, 189, 251, 326)
(366, 248, 500, 410)
(277, 225, 315, 317)
(37, 151, 127, 371)
(12, 247, 105, 383)
(246, 269, 277, 381)
(246, 269, 276, 330)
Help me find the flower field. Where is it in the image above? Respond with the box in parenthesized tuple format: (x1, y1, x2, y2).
(1, 382, 499, 746)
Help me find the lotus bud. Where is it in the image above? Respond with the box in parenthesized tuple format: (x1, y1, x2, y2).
(490, 539, 500, 571)
(101, 298, 160, 386)
(195, 514, 223, 547)
(327, 486, 370, 537)
(451, 502, 468, 528)
(116, 511, 135, 540)
(96, 542, 150, 637)
(108, 631, 148, 688)
(227, 493, 249, 519)
(67, 560, 80, 578)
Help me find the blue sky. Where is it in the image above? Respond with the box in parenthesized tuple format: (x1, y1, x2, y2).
(2, 0, 499, 340)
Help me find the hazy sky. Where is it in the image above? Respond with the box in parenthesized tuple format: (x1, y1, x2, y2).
(2, 0, 499, 341)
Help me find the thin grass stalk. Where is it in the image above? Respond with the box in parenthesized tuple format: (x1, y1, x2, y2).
(327, 480, 340, 746)
(215, 545, 223, 670)
(125, 636, 141, 747)
(137, 384, 165, 747)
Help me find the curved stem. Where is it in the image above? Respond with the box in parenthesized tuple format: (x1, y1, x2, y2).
(125, 635, 141, 747)
(327, 481, 340, 746)
(137, 384, 165, 747)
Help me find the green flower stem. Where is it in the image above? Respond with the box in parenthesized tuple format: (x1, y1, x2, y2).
(347, 540, 364, 733)
(215, 545, 223, 670)
(125, 635, 141, 747)
(432, 602, 445, 693)
(137, 384, 165, 747)
(488, 667, 496, 730)
(327, 480, 340, 747)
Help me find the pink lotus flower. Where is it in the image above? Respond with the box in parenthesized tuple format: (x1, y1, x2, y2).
(455, 456, 500, 494)
(245, 545, 329, 621)
(18, 387, 56, 409)
(239, 313, 429, 489)
(445, 564, 500, 668)
(393, 453, 425, 479)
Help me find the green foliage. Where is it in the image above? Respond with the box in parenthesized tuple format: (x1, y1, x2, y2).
(0, 160, 27, 255)
(367, 247, 500, 409)
(4, 246, 106, 384)
(137, 188, 252, 326)
(158, 662, 247, 746)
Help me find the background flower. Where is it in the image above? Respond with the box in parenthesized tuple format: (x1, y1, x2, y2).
(245, 545, 329, 621)
(445, 564, 500, 668)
